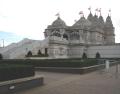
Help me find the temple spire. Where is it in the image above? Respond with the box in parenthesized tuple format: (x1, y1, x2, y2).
(87, 7, 93, 22)
(98, 8, 104, 29)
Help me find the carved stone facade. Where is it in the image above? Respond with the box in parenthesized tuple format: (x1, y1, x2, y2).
(45, 13, 115, 44)
(44, 12, 118, 58)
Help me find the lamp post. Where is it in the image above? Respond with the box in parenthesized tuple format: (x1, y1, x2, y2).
(3, 39, 4, 48)
(1, 39, 4, 48)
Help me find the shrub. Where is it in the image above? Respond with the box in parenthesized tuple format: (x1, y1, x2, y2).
(96, 52, 101, 59)
(37, 50, 42, 55)
(82, 52, 87, 59)
(0, 53, 3, 60)
(37, 49, 49, 57)
(26, 51, 32, 57)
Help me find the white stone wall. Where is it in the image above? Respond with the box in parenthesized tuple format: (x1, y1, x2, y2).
(65, 44, 120, 59)
(1, 37, 120, 59)
(68, 46, 85, 58)
(87, 44, 120, 58)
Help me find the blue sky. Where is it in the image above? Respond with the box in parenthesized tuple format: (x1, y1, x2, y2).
(0, 31, 24, 46)
(0, 0, 120, 46)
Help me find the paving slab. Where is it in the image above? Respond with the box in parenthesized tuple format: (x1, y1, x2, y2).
(17, 65, 120, 94)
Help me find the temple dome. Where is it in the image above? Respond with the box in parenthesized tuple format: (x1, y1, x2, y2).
(87, 12, 94, 22)
(50, 17, 67, 28)
(72, 17, 91, 28)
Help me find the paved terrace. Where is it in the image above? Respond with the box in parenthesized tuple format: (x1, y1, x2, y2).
(17, 65, 120, 94)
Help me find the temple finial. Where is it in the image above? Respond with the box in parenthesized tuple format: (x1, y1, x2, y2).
(98, 8, 101, 16)
(95, 8, 98, 16)
(55, 13, 60, 18)
(88, 6, 91, 13)
(79, 11, 84, 17)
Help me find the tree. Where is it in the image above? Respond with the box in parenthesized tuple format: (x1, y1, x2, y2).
(0, 53, 3, 60)
(82, 52, 87, 59)
(26, 51, 32, 57)
(96, 52, 101, 59)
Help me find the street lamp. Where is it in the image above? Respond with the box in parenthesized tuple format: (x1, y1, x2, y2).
(1, 39, 4, 48)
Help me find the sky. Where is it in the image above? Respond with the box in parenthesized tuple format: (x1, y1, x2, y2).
(0, 0, 120, 46)
(0, 31, 24, 46)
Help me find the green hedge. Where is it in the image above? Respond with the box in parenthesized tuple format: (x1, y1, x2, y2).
(0, 59, 103, 68)
(28, 59, 100, 67)
(0, 64, 35, 82)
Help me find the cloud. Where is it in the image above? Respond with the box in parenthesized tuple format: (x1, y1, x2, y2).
(0, 0, 119, 44)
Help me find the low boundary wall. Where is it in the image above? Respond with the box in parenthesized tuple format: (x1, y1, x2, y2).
(0, 76, 44, 94)
(36, 62, 117, 74)
(36, 64, 105, 74)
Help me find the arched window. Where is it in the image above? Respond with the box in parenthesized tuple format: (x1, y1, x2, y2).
(63, 34, 68, 40)
(70, 32, 80, 40)
(53, 32, 61, 37)
(52, 30, 61, 37)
